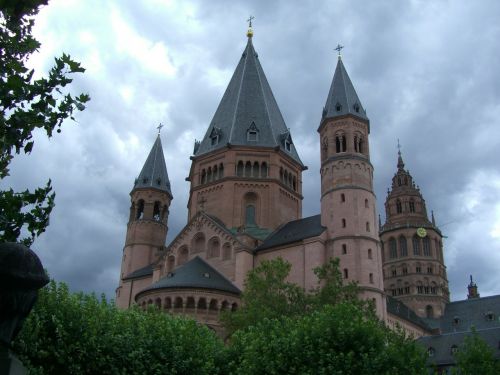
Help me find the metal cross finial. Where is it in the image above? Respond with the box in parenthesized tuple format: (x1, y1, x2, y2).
(157, 123, 164, 134)
(335, 44, 344, 56)
(397, 138, 401, 155)
(247, 15, 255, 28)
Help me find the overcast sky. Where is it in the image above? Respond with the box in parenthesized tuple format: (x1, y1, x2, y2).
(4, 0, 500, 301)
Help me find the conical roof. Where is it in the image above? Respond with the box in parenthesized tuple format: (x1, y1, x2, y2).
(323, 57, 368, 123)
(133, 134, 172, 196)
(194, 36, 303, 166)
(139, 256, 241, 295)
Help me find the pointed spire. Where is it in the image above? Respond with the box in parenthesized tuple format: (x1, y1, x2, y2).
(431, 210, 436, 225)
(323, 51, 368, 123)
(134, 134, 172, 196)
(194, 33, 303, 166)
(397, 139, 405, 170)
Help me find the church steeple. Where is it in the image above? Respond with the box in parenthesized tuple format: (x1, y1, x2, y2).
(467, 275, 480, 299)
(134, 134, 172, 197)
(193, 32, 303, 166)
(322, 55, 368, 124)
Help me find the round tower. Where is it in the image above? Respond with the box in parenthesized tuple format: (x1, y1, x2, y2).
(116, 133, 172, 307)
(319, 53, 386, 319)
(380, 149, 449, 319)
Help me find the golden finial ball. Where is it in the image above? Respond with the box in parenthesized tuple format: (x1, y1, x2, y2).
(247, 28, 253, 38)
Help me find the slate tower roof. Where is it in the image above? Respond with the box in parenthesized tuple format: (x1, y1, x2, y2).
(133, 134, 172, 196)
(322, 56, 369, 123)
(194, 34, 303, 166)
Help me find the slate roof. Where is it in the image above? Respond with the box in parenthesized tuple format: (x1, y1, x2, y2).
(133, 135, 172, 196)
(123, 264, 153, 280)
(418, 328, 500, 366)
(322, 57, 369, 123)
(194, 37, 303, 166)
(137, 256, 241, 296)
(386, 296, 432, 331)
(255, 215, 325, 252)
(417, 294, 500, 366)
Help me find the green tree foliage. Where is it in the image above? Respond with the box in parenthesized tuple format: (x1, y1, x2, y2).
(225, 303, 428, 375)
(452, 329, 500, 375)
(222, 257, 373, 333)
(13, 281, 225, 375)
(0, 0, 90, 245)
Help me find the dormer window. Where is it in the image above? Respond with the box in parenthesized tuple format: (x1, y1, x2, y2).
(247, 122, 259, 141)
(335, 102, 342, 112)
(209, 126, 222, 146)
(281, 131, 293, 153)
(285, 139, 291, 152)
(354, 102, 360, 113)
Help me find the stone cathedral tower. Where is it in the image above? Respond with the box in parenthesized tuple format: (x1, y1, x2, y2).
(318, 54, 386, 319)
(380, 150, 449, 318)
(116, 134, 172, 308)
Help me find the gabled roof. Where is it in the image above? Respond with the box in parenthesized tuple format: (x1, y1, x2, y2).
(322, 57, 368, 123)
(133, 135, 172, 196)
(255, 215, 325, 252)
(194, 36, 303, 166)
(123, 264, 153, 280)
(138, 256, 241, 296)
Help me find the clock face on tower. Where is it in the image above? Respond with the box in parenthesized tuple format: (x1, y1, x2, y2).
(417, 227, 427, 238)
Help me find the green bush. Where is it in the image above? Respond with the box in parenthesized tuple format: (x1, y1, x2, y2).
(13, 281, 224, 374)
(225, 303, 428, 375)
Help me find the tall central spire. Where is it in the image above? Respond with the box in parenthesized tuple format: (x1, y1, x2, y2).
(193, 30, 303, 166)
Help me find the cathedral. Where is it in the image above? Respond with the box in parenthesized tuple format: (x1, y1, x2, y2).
(115, 26, 499, 371)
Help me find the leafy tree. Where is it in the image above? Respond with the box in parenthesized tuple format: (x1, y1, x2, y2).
(222, 257, 373, 334)
(221, 257, 307, 334)
(225, 303, 428, 375)
(13, 281, 225, 374)
(452, 328, 500, 375)
(0, 0, 89, 245)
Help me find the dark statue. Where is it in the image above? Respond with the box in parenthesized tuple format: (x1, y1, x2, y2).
(0, 243, 49, 374)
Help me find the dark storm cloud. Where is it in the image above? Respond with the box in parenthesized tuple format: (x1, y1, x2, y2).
(5, 0, 499, 300)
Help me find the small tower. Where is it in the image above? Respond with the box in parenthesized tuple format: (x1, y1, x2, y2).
(319, 49, 386, 320)
(380, 149, 449, 318)
(467, 275, 480, 299)
(116, 132, 172, 308)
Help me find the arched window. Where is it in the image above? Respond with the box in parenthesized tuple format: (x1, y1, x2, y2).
(207, 167, 212, 182)
(245, 161, 252, 177)
(426, 305, 434, 318)
(399, 236, 407, 257)
(359, 138, 364, 154)
(365, 199, 369, 208)
(389, 238, 397, 259)
(192, 233, 205, 253)
(335, 136, 341, 153)
(413, 235, 421, 255)
(423, 237, 431, 256)
(366, 221, 370, 232)
(222, 243, 232, 260)
(342, 218, 346, 228)
(341, 193, 345, 202)
(343, 269, 349, 279)
(136, 200, 144, 220)
(153, 201, 161, 221)
(237, 161, 244, 177)
(284, 170, 289, 186)
(253, 162, 259, 177)
(207, 237, 220, 258)
(178, 246, 188, 265)
(161, 204, 168, 222)
(292, 176, 297, 191)
(246, 205, 256, 226)
(396, 199, 402, 214)
(218, 163, 224, 179)
(279, 167, 284, 182)
(197, 298, 207, 310)
(261, 162, 268, 178)
(368, 248, 372, 259)
(167, 255, 175, 272)
(186, 297, 195, 309)
(342, 135, 346, 152)
(369, 273, 374, 284)
(213, 165, 218, 180)
(209, 299, 218, 312)
(174, 297, 183, 309)
(409, 199, 415, 213)
(164, 297, 172, 310)
(342, 244, 347, 254)
(201, 169, 206, 184)
(354, 135, 359, 152)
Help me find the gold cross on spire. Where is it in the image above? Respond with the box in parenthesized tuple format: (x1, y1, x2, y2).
(246, 15, 255, 38)
(157, 123, 164, 134)
(247, 15, 255, 28)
